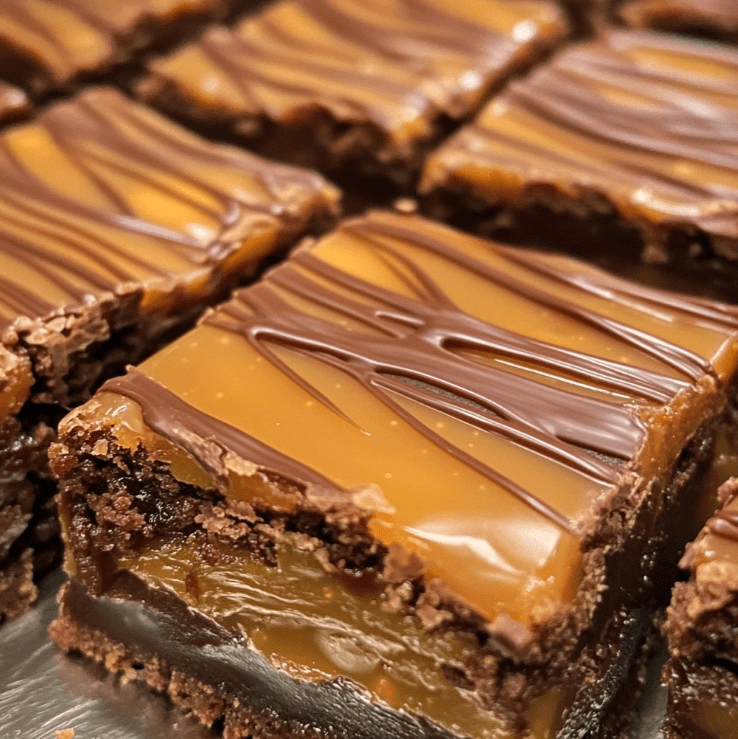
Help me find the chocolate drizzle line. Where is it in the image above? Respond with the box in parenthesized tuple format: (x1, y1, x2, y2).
(105, 213, 736, 536)
(0, 88, 328, 326)
(101, 369, 337, 491)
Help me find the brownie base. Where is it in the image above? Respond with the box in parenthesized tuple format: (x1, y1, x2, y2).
(421, 183, 738, 304)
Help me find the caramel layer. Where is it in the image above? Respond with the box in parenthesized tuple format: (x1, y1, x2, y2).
(422, 30, 738, 244)
(117, 536, 511, 739)
(0, 0, 232, 94)
(65, 211, 738, 629)
(139, 0, 567, 163)
(0, 86, 338, 330)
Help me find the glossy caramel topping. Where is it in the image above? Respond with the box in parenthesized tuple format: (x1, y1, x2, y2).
(87, 211, 738, 625)
(422, 30, 738, 241)
(0, 86, 338, 330)
(118, 537, 515, 739)
(141, 0, 567, 154)
(0, 0, 228, 92)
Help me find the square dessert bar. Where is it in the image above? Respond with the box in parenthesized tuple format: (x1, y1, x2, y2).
(617, 0, 738, 43)
(664, 477, 738, 739)
(0, 86, 338, 621)
(136, 0, 569, 187)
(51, 211, 738, 738)
(421, 30, 738, 269)
(0, 0, 249, 98)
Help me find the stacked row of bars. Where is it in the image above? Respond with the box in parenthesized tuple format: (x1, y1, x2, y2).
(0, 1, 735, 738)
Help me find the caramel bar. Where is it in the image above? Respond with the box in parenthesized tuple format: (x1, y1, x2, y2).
(421, 30, 738, 273)
(0, 0, 244, 97)
(664, 477, 738, 739)
(0, 86, 338, 620)
(136, 0, 568, 186)
(51, 211, 738, 738)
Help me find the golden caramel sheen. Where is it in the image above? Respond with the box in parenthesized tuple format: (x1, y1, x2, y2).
(140, 0, 567, 162)
(63, 212, 738, 630)
(422, 30, 738, 248)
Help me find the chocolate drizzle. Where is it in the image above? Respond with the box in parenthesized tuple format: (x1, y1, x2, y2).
(0, 87, 332, 327)
(101, 369, 337, 491)
(106, 212, 738, 536)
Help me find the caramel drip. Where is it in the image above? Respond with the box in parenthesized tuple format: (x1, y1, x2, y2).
(423, 29, 738, 236)
(102, 369, 338, 491)
(145, 0, 566, 140)
(0, 87, 332, 326)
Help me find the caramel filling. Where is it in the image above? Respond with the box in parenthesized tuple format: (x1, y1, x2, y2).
(69, 211, 738, 628)
(116, 536, 566, 739)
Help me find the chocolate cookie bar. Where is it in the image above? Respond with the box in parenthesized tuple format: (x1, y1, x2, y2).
(664, 477, 738, 739)
(0, 0, 247, 98)
(421, 30, 738, 272)
(136, 0, 569, 188)
(618, 0, 738, 44)
(0, 86, 338, 621)
(50, 211, 738, 738)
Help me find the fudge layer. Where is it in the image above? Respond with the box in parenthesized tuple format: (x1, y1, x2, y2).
(664, 477, 738, 739)
(618, 0, 738, 43)
(421, 30, 738, 268)
(136, 0, 568, 187)
(0, 86, 338, 621)
(51, 211, 738, 738)
(0, 0, 247, 98)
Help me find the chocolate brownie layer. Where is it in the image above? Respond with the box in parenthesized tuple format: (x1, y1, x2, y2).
(51, 211, 738, 736)
(0, 86, 338, 621)
(0, 0, 251, 98)
(136, 0, 568, 190)
(421, 30, 738, 273)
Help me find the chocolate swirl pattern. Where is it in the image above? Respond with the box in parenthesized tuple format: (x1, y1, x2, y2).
(140, 0, 567, 162)
(0, 0, 231, 94)
(422, 29, 738, 244)
(0, 87, 337, 329)
(100, 211, 738, 622)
